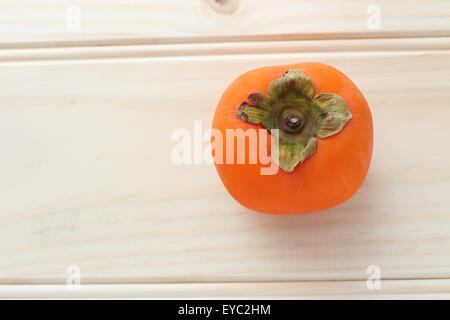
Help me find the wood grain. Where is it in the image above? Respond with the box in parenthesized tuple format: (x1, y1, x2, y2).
(0, 42, 449, 285)
(1, 0, 449, 47)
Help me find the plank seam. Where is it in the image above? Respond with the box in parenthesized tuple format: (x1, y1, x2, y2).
(1, 31, 450, 50)
(0, 37, 449, 62)
(3, 276, 450, 286)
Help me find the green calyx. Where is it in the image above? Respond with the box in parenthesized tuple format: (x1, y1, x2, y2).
(236, 70, 352, 172)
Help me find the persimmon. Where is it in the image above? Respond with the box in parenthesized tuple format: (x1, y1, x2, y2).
(212, 63, 373, 215)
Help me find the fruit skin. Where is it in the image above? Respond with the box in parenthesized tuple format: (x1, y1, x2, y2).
(212, 63, 373, 215)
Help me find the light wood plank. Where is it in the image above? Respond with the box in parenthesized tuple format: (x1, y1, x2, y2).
(1, 280, 450, 299)
(0, 45, 449, 284)
(1, 0, 449, 47)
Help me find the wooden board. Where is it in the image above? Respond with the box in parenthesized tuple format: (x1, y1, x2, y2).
(1, 0, 450, 47)
(2, 280, 450, 299)
(1, 41, 449, 285)
(0, 1, 449, 299)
